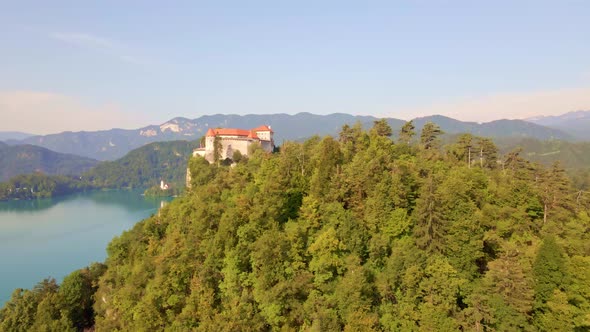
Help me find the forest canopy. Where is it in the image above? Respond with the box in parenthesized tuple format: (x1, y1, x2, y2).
(2, 121, 589, 331)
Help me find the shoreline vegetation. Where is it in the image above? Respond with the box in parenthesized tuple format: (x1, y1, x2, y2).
(3, 175, 210, 202)
(0, 173, 93, 201)
(1, 121, 590, 331)
(0, 174, 183, 201)
(0, 140, 196, 201)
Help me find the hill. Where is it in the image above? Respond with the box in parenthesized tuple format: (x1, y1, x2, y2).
(0, 144, 99, 182)
(526, 110, 590, 140)
(83, 140, 199, 189)
(495, 137, 590, 170)
(410, 115, 571, 140)
(1, 123, 589, 331)
(8, 113, 571, 161)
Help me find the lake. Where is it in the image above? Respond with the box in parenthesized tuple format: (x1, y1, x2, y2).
(0, 190, 171, 306)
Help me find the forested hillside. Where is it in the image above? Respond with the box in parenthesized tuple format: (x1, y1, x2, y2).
(2, 121, 589, 331)
(0, 173, 91, 200)
(0, 144, 99, 181)
(83, 140, 198, 189)
(495, 137, 590, 170)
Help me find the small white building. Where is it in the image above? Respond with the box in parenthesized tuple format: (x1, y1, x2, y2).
(193, 125, 274, 163)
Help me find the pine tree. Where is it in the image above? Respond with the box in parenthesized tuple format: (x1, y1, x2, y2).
(538, 162, 572, 224)
(533, 236, 566, 312)
(414, 175, 445, 253)
(475, 137, 498, 169)
(398, 120, 415, 145)
(370, 119, 393, 137)
(419, 122, 443, 150)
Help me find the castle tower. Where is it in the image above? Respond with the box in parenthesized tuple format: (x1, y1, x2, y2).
(205, 128, 216, 151)
(252, 125, 274, 152)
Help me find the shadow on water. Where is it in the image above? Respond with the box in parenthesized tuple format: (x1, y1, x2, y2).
(0, 189, 172, 214)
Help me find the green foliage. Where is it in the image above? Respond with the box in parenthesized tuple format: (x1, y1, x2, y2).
(4, 124, 590, 331)
(420, 121, 444, 150)
(143, 185, 181, 197)
(533, 236, 566, 312)
(0, 264, 106, 332)
(398, 120, 416, 145)
(0, 173, 92, 200)
(0, 144, 99, 182)
(0, 140, 198, 200)
(84, 140, 198, 189)
(370, 119, 393, 137)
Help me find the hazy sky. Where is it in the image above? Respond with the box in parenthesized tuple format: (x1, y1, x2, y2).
(1, 1, 589, 134)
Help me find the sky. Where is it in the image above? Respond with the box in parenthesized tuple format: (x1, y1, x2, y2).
(1, 1, 589, 134)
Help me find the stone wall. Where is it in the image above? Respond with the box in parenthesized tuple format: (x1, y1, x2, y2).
(221, 138, 250, 159)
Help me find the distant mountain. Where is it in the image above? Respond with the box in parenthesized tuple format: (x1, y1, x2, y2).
(0, 144, 99, 182)
(412, 115, 476, 133)
(11, 125, 194, 162)
(410, 115, 572, 140)
(0, 131, 35, 141)
(7, 113, 571, 161)
(525, 110, 590, 140)
(8, 114, 377, 160)
(83, 140, 199, 189)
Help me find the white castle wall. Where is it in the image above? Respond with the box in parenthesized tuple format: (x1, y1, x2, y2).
(192, 128, 274, 164)
(221, 138, 251, 159)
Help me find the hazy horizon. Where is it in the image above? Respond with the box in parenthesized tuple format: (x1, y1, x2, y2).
(2, 1, 589, 134)
(2, 107, 589, 137)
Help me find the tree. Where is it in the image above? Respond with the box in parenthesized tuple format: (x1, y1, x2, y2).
(475, 137, 498, 169)
(399, 120, 415, 145)
(537, 162, 572, 224)
(535, 290, 576, 331)
(450, 133, 474, 167)
(483, 248, 534, 329)
(309, 136, 343, 200)
(370, 119, 393, 137)
(232, 150, 243, 163)
(338, 124, 354, 144)
(413, 175, 445, 253)
(533, 236, 566, 312)
(213, 136, 223, 165)
(417, 256, 465, 330)
(339, 122, 368, 162)
(420, 122, 443, 150)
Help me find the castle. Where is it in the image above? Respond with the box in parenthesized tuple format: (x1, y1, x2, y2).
(193, 125, 274, 163)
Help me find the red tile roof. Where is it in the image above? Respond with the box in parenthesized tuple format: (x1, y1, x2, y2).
(247, 130, 259, 139)
(205, 128, 216, 137)
(252, 125, 273, 133)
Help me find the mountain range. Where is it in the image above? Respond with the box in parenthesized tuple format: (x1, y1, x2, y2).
(2, 113, 576, 161)
(526, 110, 590, 140)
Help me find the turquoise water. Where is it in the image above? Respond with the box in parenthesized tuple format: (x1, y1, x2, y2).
(0, 190, 171, 306)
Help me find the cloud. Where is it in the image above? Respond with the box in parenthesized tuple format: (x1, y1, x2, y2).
(391, 87, 590, 122)
(49, 32, 149, 65)
(51, 32, 116, 50)
(0, 91, 145, 135)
